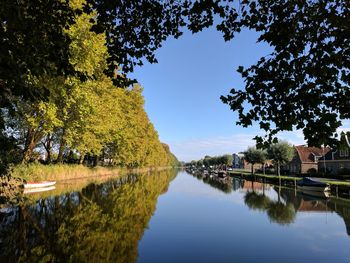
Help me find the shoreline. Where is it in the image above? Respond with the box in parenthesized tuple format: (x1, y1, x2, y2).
(228, 170, 350, 195)
(9, 163, 174, 182)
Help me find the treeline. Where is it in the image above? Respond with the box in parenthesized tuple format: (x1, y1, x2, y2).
(187, 154, 233, 167)
(0, 1, 178, 169)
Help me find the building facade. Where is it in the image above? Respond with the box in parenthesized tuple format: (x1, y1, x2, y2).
(287, 145, 331, 175)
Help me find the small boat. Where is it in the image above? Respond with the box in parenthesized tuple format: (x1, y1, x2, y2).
(24, 186, 56, 194)
(297, 177, 330, 192)
(24, 181, 56, 189)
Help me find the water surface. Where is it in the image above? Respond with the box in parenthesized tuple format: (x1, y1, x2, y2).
(1, 170, 350, 262)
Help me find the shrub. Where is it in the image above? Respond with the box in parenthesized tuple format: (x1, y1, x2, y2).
(338, 168, 350, 176)
(307, 168, 317, 175)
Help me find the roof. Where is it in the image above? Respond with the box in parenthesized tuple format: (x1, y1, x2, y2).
(295, 145, 331, 163)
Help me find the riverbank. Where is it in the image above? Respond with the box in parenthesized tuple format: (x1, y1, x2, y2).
(9, 163, 172, 182)
(228, 170, 350, 195)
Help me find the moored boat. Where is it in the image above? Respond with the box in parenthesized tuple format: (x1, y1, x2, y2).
(297, 177, 330, 192)
(23, 186, 56, 194)
(24, 181, 56, 189)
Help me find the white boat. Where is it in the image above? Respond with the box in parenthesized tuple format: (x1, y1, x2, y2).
(24, 181, 56, 189)
(297, 177, 330, 192)
(24, 186, 56, 194)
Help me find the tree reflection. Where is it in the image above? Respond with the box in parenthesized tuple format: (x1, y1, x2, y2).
(202, 177, 233, 193)
(243, 186, 296, 225)
(0, 169, 177, 263)
(267, 202, 296, 225)
(189, 172, 233, 194)
(244, 192, 270, 211)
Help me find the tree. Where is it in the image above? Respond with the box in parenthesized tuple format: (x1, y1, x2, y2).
(218, 0, 350, 147)
(0, 0, 189, 167)
(221, 154, 233, 167)
(244, 147, 267, 175)
(2, 1, 349, 158)
(267, 141, 294, 176)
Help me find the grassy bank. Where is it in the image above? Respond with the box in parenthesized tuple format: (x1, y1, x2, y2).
(228, 170, 300, 182)
(228, 170, 350, 187)
(9, 163, 170, 182)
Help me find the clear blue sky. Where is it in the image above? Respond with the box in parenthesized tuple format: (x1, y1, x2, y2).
(130, 27, 347, 162)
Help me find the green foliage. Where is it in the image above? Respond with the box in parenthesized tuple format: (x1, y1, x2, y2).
(244, 147, 267, 165)
(244, 147, 267, 175)
(218, 0, 350, 147)
(192, 154, 233, 167)
(267, 141, 294, 176)
(1, 0, 177, 170)
(2, 0, 349, 161)
(307, 168, 318, 175)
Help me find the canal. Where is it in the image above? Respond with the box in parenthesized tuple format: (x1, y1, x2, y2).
(1, 169, 350, 262)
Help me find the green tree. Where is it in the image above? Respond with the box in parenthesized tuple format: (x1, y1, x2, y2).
(218, 0, 350, 147)
(244, 147, 267, 175)
(222, 154, 233, 166)
(267, 141, 294, 176)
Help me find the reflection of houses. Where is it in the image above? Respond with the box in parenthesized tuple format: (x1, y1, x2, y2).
(297, 199, 329, 212)
(318, 133, 350, 175)
(232, 178, 270, 192)
(278, 187, 350, 235)
(242, 181, 266, 191)
(287, 145, 331, 175)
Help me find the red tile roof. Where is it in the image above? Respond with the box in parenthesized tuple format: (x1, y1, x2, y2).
(295, 145, 331, 163)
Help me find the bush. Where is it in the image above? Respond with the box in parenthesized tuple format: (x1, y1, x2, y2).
(9, 163, 120, 181)
(339, 168, 350, 176)
(307, 168, 317, 175)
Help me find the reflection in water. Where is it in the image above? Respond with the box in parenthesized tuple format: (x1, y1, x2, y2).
(188, 172, 350, 233)
(191, 172, 233, 193)
(243, 186, 296, 225)
(0, 170, 177, 263)
(2, 171, 350, 263)
(233, 178, 350, 232)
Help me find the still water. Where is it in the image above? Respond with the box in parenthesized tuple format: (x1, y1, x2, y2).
(1, 170, 350, 262)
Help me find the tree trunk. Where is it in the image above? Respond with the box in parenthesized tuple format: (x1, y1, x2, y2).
(22, 128, 37, 162)
(277, 160, 280, 176)
(57, 130, 66, 163)
(79, 154, 85, 165)
(43, 133, 52, 163)
(263, 163, 266, 175)
(251, 163, 254, 175)
(93, 155, 98, 167)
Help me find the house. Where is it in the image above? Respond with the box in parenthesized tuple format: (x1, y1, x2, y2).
(232, 153, 244, 168)
(287, 145, 331, 175)
(232, 152, 264, 172)
(318, 133, 350, 175)
(242, 158, 273, 173)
